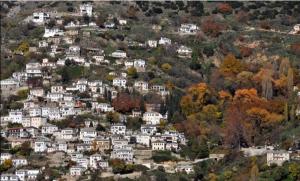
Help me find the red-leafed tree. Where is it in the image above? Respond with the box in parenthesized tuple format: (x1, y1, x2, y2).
(201, 17, 226, 37)
(290, 42, 300, 56)
(112, 92, 142, 113)
(239, 46, 253, 57)
(217, 3, 232, 14)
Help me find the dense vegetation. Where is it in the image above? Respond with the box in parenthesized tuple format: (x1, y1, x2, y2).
(1, 1, 300, 180)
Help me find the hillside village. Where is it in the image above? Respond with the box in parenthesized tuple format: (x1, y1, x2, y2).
(0, 1, 300, 181)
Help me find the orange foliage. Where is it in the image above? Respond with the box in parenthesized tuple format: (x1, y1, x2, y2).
(233, 88, 260, 103)
(274, 76, 287, 89)
(252, 68, 274, 83)
(219, 90, 232, 100)
(180, 83, 211, 115)
(246, 107, 284, 124)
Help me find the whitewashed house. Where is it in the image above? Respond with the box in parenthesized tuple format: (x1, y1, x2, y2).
(32, 12, 50, 24)
(267, 151, 290, 166)
(118, 19, 127, 25)
(111, 147, 134, 162)
(136, 134, 151, 147)
(12, 158, 28, 167)
(158, 37, 171, 45)
(92, 55, 108, 64)
(38, 40, 48, 48)
(152, 141, 165, 151)
(113, 77, 127, 88)
(289, 24, 300, 34)
(28, 107, 42, 117)
(79, 3, 93, 17)
(80, 128, 97, 140)
(175, 163, 194, 174)
(92, 102, 114, 112)
(0, 78, 20, 90)
(70, 166, 85, 176)
(47, 92, 64, 102)
(43, 27, 64, 38)
(134, 81, 149, 92)
(23, 116, 46, 128)
(104, 22, 115, 29)
(111, 50, 127, 58)
(0, 174, 18, 181)
(9, 110, 23, 123)
(111, 124, 126, 135)
(147, 40, 158, 48)
(51, 85, 64, 93)
(124, 60, 134, 69)
(30, 88, 44, 97)
(141, 125, 157, 135)
(142, 111, 163, 125)
(76, 156, 89, 169)
(179, 24, 199, 34)
(60, 107, 77, 117)
(177, 45, 192, 58)
(55, 128, 76, 141)
(26, 62, 42, 78)
(89, 154, 102, 169)
(134, 59, 146, 72)
(34, 137, 51, 152)
(166, 142, 179, 151)
(41, 123, 58, 135)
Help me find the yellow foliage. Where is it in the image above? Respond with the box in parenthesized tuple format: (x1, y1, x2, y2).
(106, 74, 115, 81)
(3, 159, 13, 169)
(16, 41, 30, 54)
(161, 63, 172, 72)
(220, 53, 243, 76)
(165, 81, 174, 90)
(127, 67, 137, 76)
(180, 83, 211, 115)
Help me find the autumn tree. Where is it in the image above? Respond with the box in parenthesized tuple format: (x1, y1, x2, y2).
(0, 159, 13, 172)
(201, 17, 225, 37)
(224, 104, 250, 148)
(225, 88, 285, 146)
(290, 42, 300, 56)
(161, 63, 172, 72)
(219, 54, 243, 77)
(235, 10, 249, 23)
(217, 3, 232, 14)
(239, 46, 253, 57)
(112, 92, 142, 113)
(16, 41, 29, 54)
(127, 6, 138, 19)
(180, 83, 211, 116)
